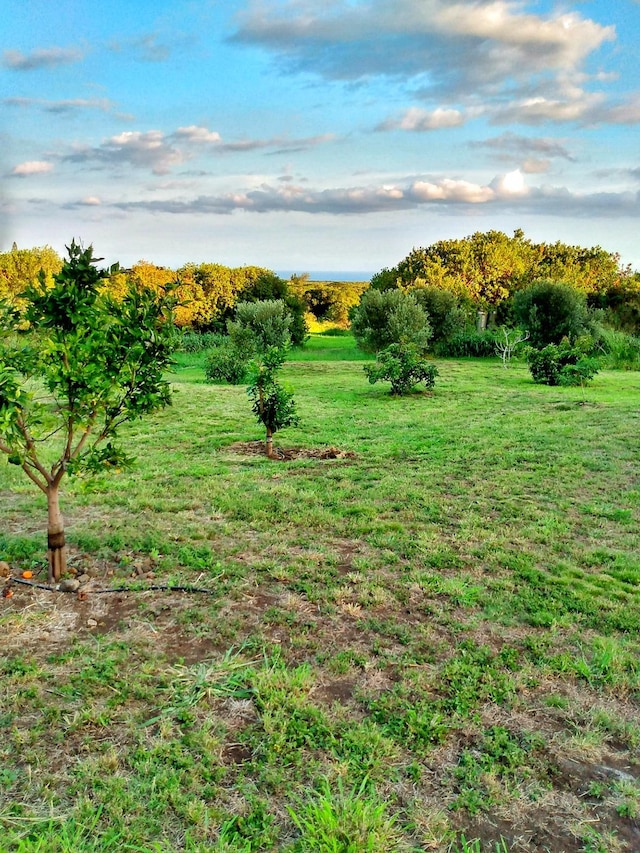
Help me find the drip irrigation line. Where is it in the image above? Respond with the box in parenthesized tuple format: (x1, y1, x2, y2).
(5, 577, 217, 595)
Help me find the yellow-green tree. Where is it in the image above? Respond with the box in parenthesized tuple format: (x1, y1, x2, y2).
(0, 245, 63, 307)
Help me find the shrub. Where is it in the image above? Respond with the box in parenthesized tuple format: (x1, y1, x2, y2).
(434, 329, 501, 357)
(513, 280, 589, 348)
(350, 290, 431, 353)
(179, 331, 224, 353)
(228, 300, 292, 355)
(412, 286, 467, 345)
(596, 328, 640, 370)
(364, 344, 438, 395)
(527, 342, 599, 386)
(204, 341, 249, 384)
(237, 271, 308, 345)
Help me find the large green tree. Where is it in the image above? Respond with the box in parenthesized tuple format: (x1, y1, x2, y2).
(377, 230, 625, 310)
(0, 241, 177, 581)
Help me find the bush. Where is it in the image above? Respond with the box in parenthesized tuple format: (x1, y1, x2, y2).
(179, 331, 224, 353)
(237, 271, 308, 345)
(412, 286, 467, 345)
(527, 342, 599, 386)
(596, 328, 640, 370)
(513, 280, 589, 348)
(228, 300, 292, 355)
(350, 290, 431, 353)
(434, 329, 501, 357)
(364, 344, 439, 395)
(204, 341, 249, 384)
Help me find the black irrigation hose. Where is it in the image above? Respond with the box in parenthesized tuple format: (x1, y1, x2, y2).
(5, 577, 217, 595)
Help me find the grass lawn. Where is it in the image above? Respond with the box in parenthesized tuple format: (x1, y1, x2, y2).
(1, 336, 639, 852)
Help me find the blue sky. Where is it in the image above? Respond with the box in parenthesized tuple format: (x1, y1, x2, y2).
(2, 0, 639, 274)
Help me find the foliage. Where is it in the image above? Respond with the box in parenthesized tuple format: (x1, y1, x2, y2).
(237, 270, 308, 345)
(527, 342, 600, 386)
(433, 329, 502, 358)
(412, 286, 468, 345)
(204, 341, 250, 385)
(288, 276, 369, 329)
(0, 240, 176, 579)
(0, 243, 62, 307)
(232, 305, 299, 454)
(364, 343, 438, 395)
(385, 230, 624, 307)
(179, 331, 225, 353)
(589, 276, 640, 335)
(228, 300, 292, 356)
(247, 347, 299, 454)
(513, 279, 589, 348)
(595, 328, 640, 370)
(350, 289, 431, 353)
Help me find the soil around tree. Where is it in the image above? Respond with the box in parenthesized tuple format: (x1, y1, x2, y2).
(227, 440, 356, 460)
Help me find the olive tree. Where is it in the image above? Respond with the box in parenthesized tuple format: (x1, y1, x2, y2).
(0, 241, 177, 581)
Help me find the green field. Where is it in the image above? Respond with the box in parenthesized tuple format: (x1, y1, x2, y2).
(1, 337, 639, 852)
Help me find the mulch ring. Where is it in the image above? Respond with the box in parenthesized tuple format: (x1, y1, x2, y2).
(226, 441, 356, 461)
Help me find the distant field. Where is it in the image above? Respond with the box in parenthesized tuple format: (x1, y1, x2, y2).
(1, 341, 639, 852)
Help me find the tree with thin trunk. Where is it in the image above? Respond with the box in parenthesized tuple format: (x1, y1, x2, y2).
(247, 346, 299, 458)
(0, 241, 177, 582)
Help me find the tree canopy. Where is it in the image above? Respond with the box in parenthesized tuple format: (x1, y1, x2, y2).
(0, 241, 177, 581)
(373, 230, 627, 309)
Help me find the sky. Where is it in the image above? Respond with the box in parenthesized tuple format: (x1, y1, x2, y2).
(1, 0, 639, 275)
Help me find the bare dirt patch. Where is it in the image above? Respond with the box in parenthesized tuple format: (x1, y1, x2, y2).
(226, 440, 356, 461)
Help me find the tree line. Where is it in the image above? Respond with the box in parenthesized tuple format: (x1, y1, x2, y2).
(370, 229, 640, 334)
(0, 246, 367, 340)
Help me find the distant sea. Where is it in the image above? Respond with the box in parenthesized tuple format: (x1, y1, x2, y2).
(276, 270, 375, 282)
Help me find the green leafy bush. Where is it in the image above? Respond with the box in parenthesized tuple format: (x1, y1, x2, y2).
(204, 341, 249, 384)
(247, 346, 299, 456)
(412, 286, 467, 345)
(179, 331, 224, 352)
(527, 342, 599, 386)
(228, 300, 292, 355)
(513, 280, 589, 348)
(364, 344, 438, 395)
(434, 329, 501, 357)
(350, 289, 431, 353)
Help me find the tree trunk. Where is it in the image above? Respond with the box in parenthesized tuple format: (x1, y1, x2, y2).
(265, 427, 274, 458)
(47, 484, 67, 583)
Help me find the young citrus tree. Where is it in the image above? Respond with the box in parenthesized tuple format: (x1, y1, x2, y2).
(228, 301, 299, 457)
(247, 346, 299, 458)
(0, 241, 177, 582)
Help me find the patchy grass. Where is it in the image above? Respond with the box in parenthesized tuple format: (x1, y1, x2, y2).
(1, 337, 639, 851)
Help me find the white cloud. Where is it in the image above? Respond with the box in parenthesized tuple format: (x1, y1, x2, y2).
(10, 161, 54, 177)
(59, 126, 337, 175)
(232, 0, 615, 97)
(92, 171, 639, 221)
(410, 178, 494, 203)
(65, 131, 184, 175)
(174, 125, 223, 144)
(2, 46, 83, 70)
(471, 131, 574, 161)
(378, 107, 466, 131)
(491, 169, 528, 196)
(108, 33, 173, 63)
